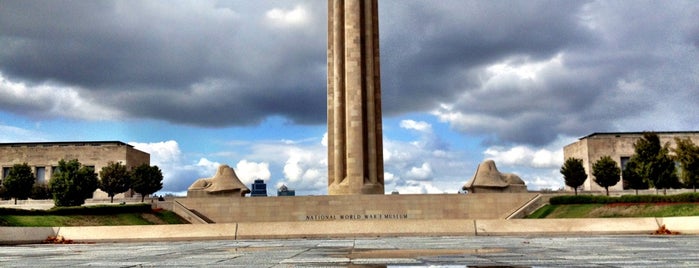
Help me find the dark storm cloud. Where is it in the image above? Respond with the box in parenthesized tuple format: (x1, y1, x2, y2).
(1, 0, 697, 146)
(0, 1, 238, 89)
(379, 1, 596, 113)
(0, 0, 327, 126)
(380, 0, 699, 145)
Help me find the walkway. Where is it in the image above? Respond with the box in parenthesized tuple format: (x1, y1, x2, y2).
(1, 235, 697, 267)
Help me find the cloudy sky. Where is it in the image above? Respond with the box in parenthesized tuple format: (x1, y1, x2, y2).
(1, 0, 697, 195)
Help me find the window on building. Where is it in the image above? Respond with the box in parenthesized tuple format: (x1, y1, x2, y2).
(2, 167, 10, 179)
(675, 161, 684, 181)
(36, 167, 46, 184)
(52, 166, 60, 174)
(620, 157, 630, 170)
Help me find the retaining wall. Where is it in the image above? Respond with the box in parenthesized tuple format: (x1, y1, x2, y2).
(2, 217, 698, 245)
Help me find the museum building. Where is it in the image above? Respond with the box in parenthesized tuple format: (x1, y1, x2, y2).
(0, 141, 150, 199)
(563, 131, 699, 192)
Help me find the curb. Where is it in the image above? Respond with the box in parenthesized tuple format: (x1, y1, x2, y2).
(2, 217, 697, 245)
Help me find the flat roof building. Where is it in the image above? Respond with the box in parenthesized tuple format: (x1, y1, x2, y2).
(563, 132, 699, 192)
(250, 179, 267, 197)
(0, 141, 150, 199)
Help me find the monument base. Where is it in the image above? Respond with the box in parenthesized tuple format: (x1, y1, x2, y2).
(175, 193, 538, 224)
(186, 190, 246, 198)
(328, 181, 384, 195)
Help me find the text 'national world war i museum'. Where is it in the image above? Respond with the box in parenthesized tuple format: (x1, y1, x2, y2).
(563, 131, 699, 192)
(0, 141, 150, 199)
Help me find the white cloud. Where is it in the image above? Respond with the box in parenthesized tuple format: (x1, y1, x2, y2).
(282, 147, 325, 185)
(526, 169, 566, 190)
(321, 132, 328, 147)
(532, 149, 562, 168)
(235, 160, 271, 184)
(0, 73, 123, 121)
(129, 140, 220, 193)
(240, 138, 327, 193)
(384, 172, 397, 184)
(266, 5, 308, 27)
(485, 54, 563, 81)
(195, 158, 220, 173)
(393, 180, 445, 194)
(399, 120, 432, 132)
(406, 162, 432, 180)
(0, 124, 47, 142)
(483, 145, 563, 169)
(432, 104, 510, 135)
(131, 140, 182, 166)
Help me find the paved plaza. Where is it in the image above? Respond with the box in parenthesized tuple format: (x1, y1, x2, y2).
(2, 235, 699, 267)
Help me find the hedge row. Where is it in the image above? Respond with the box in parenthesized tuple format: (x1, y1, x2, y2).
(550, 192, 699, 204)
(0, 203, 152, 216)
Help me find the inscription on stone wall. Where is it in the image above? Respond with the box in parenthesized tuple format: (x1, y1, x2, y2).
(305, 213, 408, 221)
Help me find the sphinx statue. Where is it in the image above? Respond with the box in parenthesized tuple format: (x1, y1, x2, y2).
(187, 165, 250, 198)
(462, 160, 527, 193)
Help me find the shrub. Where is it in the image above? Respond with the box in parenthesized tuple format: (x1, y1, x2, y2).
(30, 184, 52, 200)
(0, 203, 152, 216)
(551, 193, 699, 204)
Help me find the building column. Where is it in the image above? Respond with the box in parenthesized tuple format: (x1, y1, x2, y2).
(327, 0, 384, 195)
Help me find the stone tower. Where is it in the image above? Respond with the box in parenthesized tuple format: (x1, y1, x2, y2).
(327, 0, 384, 195)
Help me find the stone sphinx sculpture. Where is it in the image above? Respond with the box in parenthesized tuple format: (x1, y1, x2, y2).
(462, 160, 527, 193)
(187, 164, 250, 197)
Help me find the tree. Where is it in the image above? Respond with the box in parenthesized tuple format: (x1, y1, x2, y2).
(99, 162, 131, 203)
(560, 157, 587, 195)
(672, 137, 699, 192)
(591, 156, 621, 196)
(48, 159, 99, 207)
(131, 164, 163, 202)
(654, 146, 680, 194)
(30, 184, 52, 200)
(622, 158, 647, 195)
(0, 185, 9, 200)
(2, 163, 36, 204)
(631, 132, 679, 195)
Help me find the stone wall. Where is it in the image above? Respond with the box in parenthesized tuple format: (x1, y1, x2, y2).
(176, 193, 538, 223)
(5, 216, 699, 244)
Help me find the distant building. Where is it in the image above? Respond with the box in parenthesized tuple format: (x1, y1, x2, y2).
(277, 185, 295, 196)
(563, 132, 699, 192)
(250, 179, 267, 197)
(0, 141, 150, 199)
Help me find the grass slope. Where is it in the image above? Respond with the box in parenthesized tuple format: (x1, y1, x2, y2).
(0, 211, 185, 226)
(0, 204, 186, 226)
(527, 203, 699, 219)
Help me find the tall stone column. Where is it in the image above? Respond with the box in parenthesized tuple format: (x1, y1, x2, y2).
(327, 0, 384, 195)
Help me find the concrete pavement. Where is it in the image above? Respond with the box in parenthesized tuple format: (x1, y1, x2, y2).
(1, 235, 698, 267)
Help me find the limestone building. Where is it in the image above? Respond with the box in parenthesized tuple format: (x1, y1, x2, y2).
(0, 141, 150, 199)
(563, 132, 699, 192)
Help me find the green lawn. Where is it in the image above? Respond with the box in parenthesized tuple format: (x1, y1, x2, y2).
(0, 206, 186, 226)
(527, 203, 699, 218)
